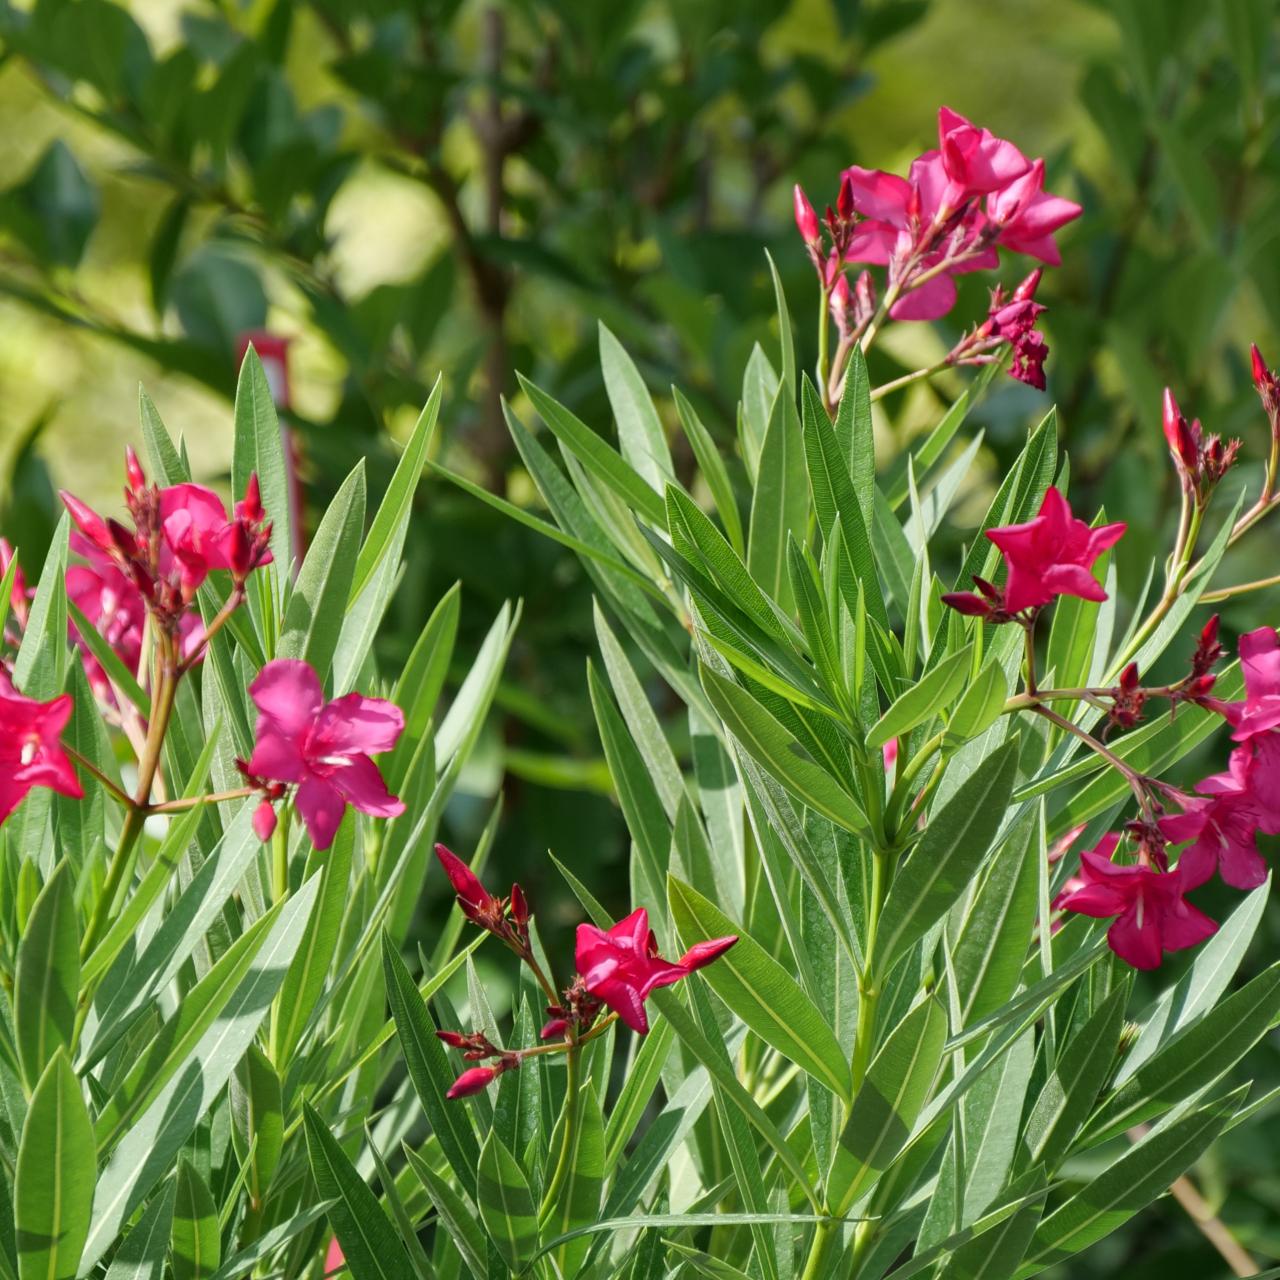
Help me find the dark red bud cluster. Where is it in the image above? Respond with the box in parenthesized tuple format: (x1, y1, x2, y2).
(1162, 389, 1240, 502)
(1107, 662, 1146, 734)
(435, 1029, 520, 1098)
(434, 843, 531, 952)
(1122, 818, 1169, 870)
(1252, 343, 1280, 420)
(540, 976, 603, 1042)
(941, 575, 1018, 623)
(794, 179, 861, 290)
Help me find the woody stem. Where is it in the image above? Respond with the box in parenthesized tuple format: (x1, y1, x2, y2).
(1031, 703, 1153, 818)
(64, 745, 133, 808)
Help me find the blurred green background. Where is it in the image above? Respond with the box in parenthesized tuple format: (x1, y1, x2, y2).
(1, 0, 1278, 1270)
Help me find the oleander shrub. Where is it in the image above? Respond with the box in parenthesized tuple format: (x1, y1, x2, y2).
(4, 106, 1280, 1280)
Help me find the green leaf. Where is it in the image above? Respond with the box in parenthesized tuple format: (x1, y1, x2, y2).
(700, 665, 867, 836)
(938, 1170, 1047, 1280)
(600, 322, 674, 491)
(230, 1045, 284, 1210)
(82, 878, 319, 1271)
(381, 935, 479, 1197)
(648, 989, 820, 1210)
(15, 1051, 94, 1280)
(518, 374, 668, 526)
(350, 378, 440, 604)
(836, 345, 875, 530)
(171, 1160, 219, 1280)
(672, 387, 743, 555)
(801, 375, 862, 545)
(542, 1082, 604, 1278)
(273, 831, 354, 1063)
(66, 599, 150, 717)
(14, 512, 68, 695)
(102, 1182, 175, 1280)
(945, 658, 1010, 749)
(278, 462, 366, 677)
(828, 998, 947, 1214)
(477, 1132, 539, 1271)
(233, 346, 293, 588)
(740, 344, 779, 480)
(873, 743, 1020, 971)
(13, 860, 77, 1092)
(765, 250, 796, 395)
(1082, 961, 1280, 1148)
(668, 877, 852, 1102)
(93, 899, 290, 1154)
(868, 644, 973, 749)
(303, 1105, 414, 1280)
(949, 810, 1039, 1025)
(139, 389, 189, 485)
(1020, 985, 1127, 1171)
(1119, 879, 1269, 1083)
(363, 1133, 434, 1280)
(401, 1145, 486, 1280)
(1017, 1088, 1242, 1276)
(747, 382, 808, 610)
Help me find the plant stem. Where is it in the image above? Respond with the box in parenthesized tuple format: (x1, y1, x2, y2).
(64, 745, 133, 808)
(538, 1041, 581, 1225)
(80, 649, 179, 960)
(1201, 569, 1280, 603)
(849, 847, 888, 1092)
(1032, 704, 1153, 818)
(868, 360, 949, 402)
(268, 806, 293, 1066)
(148, 786, 257, 814)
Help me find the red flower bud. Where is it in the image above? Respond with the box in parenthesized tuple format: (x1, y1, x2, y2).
(124, 445, 147, 495)
(446, 1065, 498, 1099)
(540, 1018, 569, 1041)
(941, 591, 994, 617)
(837, 173, 856, 222)
(60, 491, 115, 555)
(237, 472, 265, 525)
(434, 843, 495, 923)
(435, 1030, 470, 1048)
(509, 882, 529, 927)
(252, 800, 277, 843)
(678, 936, 739, 971)
(793, 185, 820, 245)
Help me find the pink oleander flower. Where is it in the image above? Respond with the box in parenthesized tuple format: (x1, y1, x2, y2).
(984, 158, 1082, 266)
(937, 107, 1031, 204)
(1159, 737, 1280, 890)
(1056, 833, 1217, 970)
(983, 486, 1126, 615)
(66, 537, 204, 703)
(1205, 627, 1280, 741)
(0, 674, 83, 824)
(246, 659, 405, 850)
(842, 150, 997, 320)
(983, 267, 1044, 386)
(575, 907, 737, 1034)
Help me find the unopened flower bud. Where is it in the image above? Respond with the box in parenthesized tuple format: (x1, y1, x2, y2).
(793, 185, 820, 246)
(446, 1065, 498, 1099)
(124, 445, 147, 495)
(540, 1017, 569, 1041)
(1251, 343, 1280, 418)
(837, 173, 856, 222)
(252, 799, 277, 843)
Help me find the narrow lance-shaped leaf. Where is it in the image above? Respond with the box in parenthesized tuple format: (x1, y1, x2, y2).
(15, 1051, 95, 1280)
(477, 1132, 539, 1272)
(171, 1160, 219, 1280)
(828, 997, 948, 1214)
(14, 860, 78, 1092)
(668, 876, 852, 1103)
(868, 643, 973, 749)
(302, 1105, 414, 1280)
(873, 742, 1021, 972)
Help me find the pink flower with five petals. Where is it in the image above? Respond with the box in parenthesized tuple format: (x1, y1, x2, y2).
(1056, 833, 1217, 969)
(984, 486, 1126, 614)
(0, 674, 83, 825)
(247, 659, 405, 850)
(575, 907, 737, 1034)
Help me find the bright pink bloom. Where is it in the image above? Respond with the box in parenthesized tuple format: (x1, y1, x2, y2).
(0, 679, 83, 824)
(575, 907, 737, 1034)
(247, 659, 404, 850)
(985, 487, 1126, 614)
(447, 1065, 499, 1099)
(1208, 627, 1280, 741)
(937, 106, 1031, 203)
(1056, 834, 1217, 969)
(984, 158, 1081, 266)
